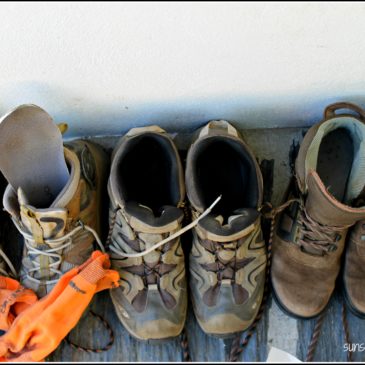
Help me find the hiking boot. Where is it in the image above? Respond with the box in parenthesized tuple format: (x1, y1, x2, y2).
(107, 126, 187, 341)
(344, 219, 365, 317)
(0, 105, 108, 297)
(271, 102, 365, 318)
(185, 120, 266, 337)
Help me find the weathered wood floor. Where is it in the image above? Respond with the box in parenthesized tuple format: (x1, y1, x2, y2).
(7, 127, 364, 362)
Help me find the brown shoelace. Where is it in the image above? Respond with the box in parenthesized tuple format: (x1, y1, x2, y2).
(198, 238, 255, 305)
(229, 201, 280, 362)
(180, 327, 191, 362)
(64, 309, 114, 353)
(266, 198, 351, 255)
(295, 201, 352, 256)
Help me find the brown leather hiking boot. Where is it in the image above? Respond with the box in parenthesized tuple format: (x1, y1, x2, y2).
(271, 102, 365, 318)
(185, 120, 266, 337)
(107, 126, 187, 341)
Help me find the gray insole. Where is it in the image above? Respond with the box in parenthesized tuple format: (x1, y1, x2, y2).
(317, 128, 354, 203)
(0, 105, 70, 208)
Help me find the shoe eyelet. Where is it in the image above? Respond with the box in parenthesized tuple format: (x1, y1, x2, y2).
(328, 244, 337, 252)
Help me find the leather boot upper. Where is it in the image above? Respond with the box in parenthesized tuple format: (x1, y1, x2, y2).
(272, 105, 365, 318)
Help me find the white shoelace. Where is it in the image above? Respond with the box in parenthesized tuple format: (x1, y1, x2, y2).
(12, 219, 105, 285)
(109, 195, 222, 258)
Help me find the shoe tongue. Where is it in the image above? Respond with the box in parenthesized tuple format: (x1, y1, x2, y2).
(18, 188, 67, 243)
(305, 170, 365, 226)
(124, 201, 184, 233)
(198, 208, 259, 241)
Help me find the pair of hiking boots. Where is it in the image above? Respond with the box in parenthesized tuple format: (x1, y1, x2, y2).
(0, 105, 267, 342)
(272, 102, 365, 320)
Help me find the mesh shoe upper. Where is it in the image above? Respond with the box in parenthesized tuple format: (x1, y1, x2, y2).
(107, 126, 187, 341)
(185, 120, 267, 336)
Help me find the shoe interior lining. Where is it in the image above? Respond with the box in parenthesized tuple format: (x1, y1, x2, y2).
(192, 137, 259, 219)
(306, 118, 365, 205)
(116, 134, 181, 215)
(317, 128, 354, 203)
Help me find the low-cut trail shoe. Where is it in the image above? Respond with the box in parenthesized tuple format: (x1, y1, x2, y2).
(271, 102, 365, 319)
(185, 120, 267, 337)
(107, 126, 188, 341)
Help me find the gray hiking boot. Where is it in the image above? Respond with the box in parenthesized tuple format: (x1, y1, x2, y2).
(0, 105, 108, 297)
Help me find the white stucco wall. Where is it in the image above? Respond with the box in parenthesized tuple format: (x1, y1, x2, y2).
(0, 2, 365, 137)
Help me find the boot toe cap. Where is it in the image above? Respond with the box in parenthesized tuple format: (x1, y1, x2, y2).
(271, 273, 331, 318)
(190, 282, 264, 336)
(110, 286, 187, 341)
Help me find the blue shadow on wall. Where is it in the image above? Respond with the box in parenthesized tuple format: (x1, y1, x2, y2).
(0, 81, 365, 139)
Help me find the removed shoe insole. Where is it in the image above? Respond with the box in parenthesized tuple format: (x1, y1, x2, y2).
(0, 105, 69, 208)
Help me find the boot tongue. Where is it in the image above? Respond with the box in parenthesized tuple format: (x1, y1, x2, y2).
(198, 208, 259, 241)
(18, 188, 67, 243)
(124, 201, 184, 233)
(305, 170, 365, 226)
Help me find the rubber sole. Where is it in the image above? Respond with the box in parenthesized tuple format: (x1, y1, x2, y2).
(128, 332, 179, 345)
(190, 299, 255, 339)
(109, 292, 185, 344)
(202, 330, 242, 340)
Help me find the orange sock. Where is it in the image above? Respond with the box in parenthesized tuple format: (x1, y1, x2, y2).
(0, 251, 120, 362)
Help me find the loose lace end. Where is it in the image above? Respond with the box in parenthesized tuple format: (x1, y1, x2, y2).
(110, 195, 222, 258)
